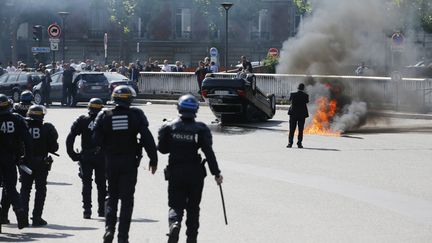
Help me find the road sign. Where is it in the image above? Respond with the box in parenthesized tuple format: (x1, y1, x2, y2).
(31, 47, 51, 53)
(391, 32, 404, 51)
(50, 42, 59, 51)
(48, 24, 61, 38)
(49, 38, 60, 43)
(210, 47, 218, 57)
(268, 48, 279, 57)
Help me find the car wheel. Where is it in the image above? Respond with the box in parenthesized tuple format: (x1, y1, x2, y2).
(12, 90, 20, 103)
(269, 94, 276, 116)
(250, 76, 257, 95)
(34, 91, 42, 105)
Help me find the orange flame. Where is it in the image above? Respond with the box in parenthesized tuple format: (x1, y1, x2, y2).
(304, 97, 341, 136)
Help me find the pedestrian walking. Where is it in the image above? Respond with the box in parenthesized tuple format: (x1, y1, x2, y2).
(0, 94, 32, 229)
(20, 105, 59, 226)
(287, 83, 309, 148)
(158, 94, 223, 243)
(66, 98, 106, 219)
(93, 85, 158, 243)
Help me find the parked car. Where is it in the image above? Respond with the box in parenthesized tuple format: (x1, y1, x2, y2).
(201, 73, 276, 124)
(104, 72, 139, 94)
(0, 71, 44, 102)
(33, 71, 111, 106)
(403, 60, 432, 78)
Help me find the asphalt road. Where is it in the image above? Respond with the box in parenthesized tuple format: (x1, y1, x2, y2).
(1, 103, 432, 243)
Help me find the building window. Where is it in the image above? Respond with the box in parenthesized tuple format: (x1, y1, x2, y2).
(251, 9, 270, 40)
(176, 8, 191, 39)
(89, 9, 107, 38)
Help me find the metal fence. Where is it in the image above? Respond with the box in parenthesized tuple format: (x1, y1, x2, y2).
(138, 72, 432, 110)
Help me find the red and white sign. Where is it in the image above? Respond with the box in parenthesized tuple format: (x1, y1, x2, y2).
(47, 24, 61, 38)
(268, 48, 279, 57)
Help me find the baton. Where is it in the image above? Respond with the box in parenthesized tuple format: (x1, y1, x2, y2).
(219, 184, 228, 225)
(50, 152, 60, 157)
(19, 165, 33, 175)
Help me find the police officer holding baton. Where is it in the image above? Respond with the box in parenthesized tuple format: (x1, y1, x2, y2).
(20, 105, 59, 227)
(93, 85, 158, 243)
(158, 94, 223, 243)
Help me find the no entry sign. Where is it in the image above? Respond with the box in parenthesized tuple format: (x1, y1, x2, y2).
(48, 24, 61, 38)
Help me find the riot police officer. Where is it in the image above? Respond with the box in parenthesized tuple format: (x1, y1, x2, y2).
(0, 94, 32, 229)
(20, 105, 59, 226)
(66, 98, 106, 219)
(13, 90, 34, 117)
(0, 98, 15, 224)
(158, 94, 223, 243)
(93, 85, 158, 243)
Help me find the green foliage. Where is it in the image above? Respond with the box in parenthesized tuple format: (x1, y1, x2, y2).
(107, 0, 137, 34)
(292, 0, 312, 14)
(263, 55, 279, 73)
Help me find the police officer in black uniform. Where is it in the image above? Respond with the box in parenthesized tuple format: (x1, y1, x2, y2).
(20, 105, 59, 226)
(0, 94, 32, 229)
(13, 90, 34, 117)
(66, 98, 106, 219)
(0, 98, 15, 224)
(93, 85, 158, 243)
(158, 94, 223, 243)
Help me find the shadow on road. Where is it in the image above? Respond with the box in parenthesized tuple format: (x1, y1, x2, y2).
(131, 218, 159, 223)
(300, 147, 341, 151)
(43, 224, 98, 231)
(0, 232, 73, 242)
(47, 181, 73, 186)
(340, 135, 364, 139)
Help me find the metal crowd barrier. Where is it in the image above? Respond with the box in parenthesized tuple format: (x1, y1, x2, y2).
(138, 72, 432, 110)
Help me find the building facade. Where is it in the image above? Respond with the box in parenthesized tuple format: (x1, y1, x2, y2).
(1, 0, 300, 67)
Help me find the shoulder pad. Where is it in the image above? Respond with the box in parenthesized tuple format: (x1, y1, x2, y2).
(102, 108, 113, 116)
(195, 121, 208, 129)
(43, 122, 56, 130)
(130, 107, 145, 115)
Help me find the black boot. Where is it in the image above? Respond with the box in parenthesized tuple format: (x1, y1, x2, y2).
(16, 209, 29, 229)
(167, 222, 180, 243)
(83, 211, 91, 219)
(32, 217, 47, 227)
(103, 230, 115, 243)
(0, 211, 10, 224)
(186, 238, 197, 243)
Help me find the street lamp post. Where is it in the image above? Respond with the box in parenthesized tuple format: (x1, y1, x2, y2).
(221, 3, 233, 72)
(58, 11, 69, 62)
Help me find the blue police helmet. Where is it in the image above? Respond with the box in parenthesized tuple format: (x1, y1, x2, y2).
(177, 94, 199, 118)
(20, 90, 34, 103)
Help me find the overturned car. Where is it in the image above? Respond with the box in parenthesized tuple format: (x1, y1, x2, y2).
(201, 73, 276, 124)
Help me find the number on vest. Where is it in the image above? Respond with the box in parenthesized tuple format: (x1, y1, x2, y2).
(0, 121, 15, 133)
(29, 127, 41, 139)
(88, 121, 95, 130)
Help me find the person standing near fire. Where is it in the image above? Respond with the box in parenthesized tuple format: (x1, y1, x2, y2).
(287, 83, 309, 148)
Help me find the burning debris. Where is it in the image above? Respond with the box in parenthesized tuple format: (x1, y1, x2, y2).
(303, 79, 368, 135)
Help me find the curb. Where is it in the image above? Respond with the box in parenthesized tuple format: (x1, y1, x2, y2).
(135, 99, 432, 120)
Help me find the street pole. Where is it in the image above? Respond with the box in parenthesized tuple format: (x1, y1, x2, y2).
(221, 3, 233, 72)
(58, 12, 69, 62)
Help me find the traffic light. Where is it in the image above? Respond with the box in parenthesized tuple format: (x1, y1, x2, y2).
(32, 25, 43, 41)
